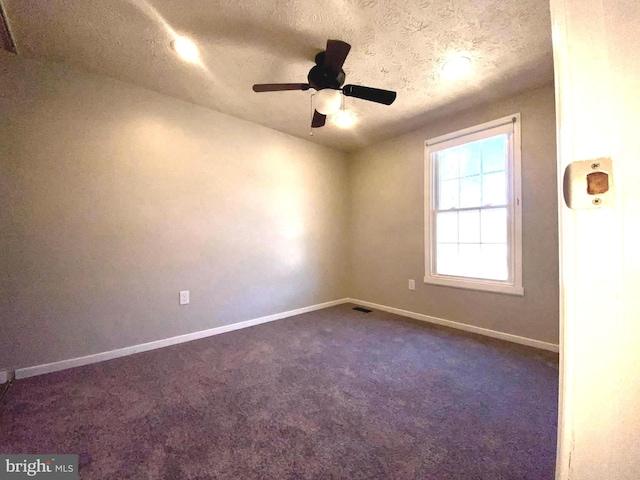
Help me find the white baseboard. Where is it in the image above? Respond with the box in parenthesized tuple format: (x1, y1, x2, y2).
(0, 370, 9, 384)
(15, 298, 350, 379)
(14, 296, 557, 380)
(347, 298, 559, 352)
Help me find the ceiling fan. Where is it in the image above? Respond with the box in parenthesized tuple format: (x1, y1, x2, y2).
(252, 40, 397, 128)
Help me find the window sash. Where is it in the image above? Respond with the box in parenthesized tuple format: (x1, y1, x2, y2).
(427, 119, 514, 151)
(434, 204, 508, 213)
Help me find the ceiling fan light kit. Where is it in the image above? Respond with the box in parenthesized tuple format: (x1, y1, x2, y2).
(253, 39, 397, 130)
(314, 89, 342, 115)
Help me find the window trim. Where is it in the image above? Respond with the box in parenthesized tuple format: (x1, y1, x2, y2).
(424, 113, 524, 296)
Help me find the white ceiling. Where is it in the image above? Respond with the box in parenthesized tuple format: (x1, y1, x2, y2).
(1, 0, 554, 152)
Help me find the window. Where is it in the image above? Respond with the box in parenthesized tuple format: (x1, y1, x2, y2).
(424, 114, 523, 295)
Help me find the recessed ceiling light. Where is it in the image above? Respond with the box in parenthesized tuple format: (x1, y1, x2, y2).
(171, 36, 200, 63)
(441, 55, 472, 80)
(331, 109, 359, 129)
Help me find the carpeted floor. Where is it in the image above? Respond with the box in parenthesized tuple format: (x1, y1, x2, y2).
(0, 304, 558, 479)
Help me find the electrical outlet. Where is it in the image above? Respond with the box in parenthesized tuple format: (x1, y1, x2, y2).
(408, 279, 416, 290)
(179, 290, 190, 305)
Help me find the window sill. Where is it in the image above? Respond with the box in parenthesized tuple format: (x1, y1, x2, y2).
(423, 275, 524, 296)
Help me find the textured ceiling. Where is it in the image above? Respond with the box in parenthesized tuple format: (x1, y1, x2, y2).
(1, 0, 553, 152)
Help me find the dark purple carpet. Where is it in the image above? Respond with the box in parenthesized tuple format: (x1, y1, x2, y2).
(0, 304, 558, 479)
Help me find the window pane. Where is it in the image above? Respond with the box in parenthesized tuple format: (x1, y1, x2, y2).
(436, 244, 459, 276)
(458, 209, 480, 243)
(437, 243, 483, 279)
(460, 175, 481, 208)
(481, 208, 507, 243)
(436, 212, 458, 243)
(439, 179, 459, 209)
(459, 141, 481, 177)
(458, 244, 482, 278)
(437, 243, 508, 281)
(482, 172, 506, 206)
(437, 151, 458, 181)
(481, 135, 507, 173)
(480, 244, 508, 280)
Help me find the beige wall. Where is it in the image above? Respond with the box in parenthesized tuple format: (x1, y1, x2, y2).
(0, 52, 349, 370)
(348, 86, 559, 344)
(0, 51, 559, 373)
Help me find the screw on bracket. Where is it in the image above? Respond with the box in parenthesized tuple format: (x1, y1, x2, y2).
(591, 162, 600, 169)
(592, 198, 602, 205)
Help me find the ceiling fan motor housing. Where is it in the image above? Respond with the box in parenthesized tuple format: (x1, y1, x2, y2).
(308, 65, 345, 90)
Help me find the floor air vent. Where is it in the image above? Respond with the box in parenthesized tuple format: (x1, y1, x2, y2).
(353, 307, 372, 313)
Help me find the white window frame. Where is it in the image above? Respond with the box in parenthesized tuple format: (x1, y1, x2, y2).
(424, 113, 523, 296)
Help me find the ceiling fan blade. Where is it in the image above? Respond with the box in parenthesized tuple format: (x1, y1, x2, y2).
(252, 83, 310, 92)
(342, 85, 397, 105)
(324, 40, 351, 74)
(311, 110, 326, 128)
